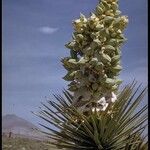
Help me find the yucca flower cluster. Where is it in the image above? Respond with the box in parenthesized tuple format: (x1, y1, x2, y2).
(62, 0, 128, 112)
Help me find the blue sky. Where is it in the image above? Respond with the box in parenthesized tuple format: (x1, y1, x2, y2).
(2, 0, 148, 126)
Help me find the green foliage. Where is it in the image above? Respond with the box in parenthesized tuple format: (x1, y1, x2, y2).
(36, 82, 148, 150)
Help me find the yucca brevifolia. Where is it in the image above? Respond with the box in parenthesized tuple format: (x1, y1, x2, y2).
(62, 0, 128, 113)
(36, 0, 148, 149)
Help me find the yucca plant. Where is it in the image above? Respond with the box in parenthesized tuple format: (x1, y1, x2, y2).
(34, 0, 148, 149)
(35, 81, 147, 150)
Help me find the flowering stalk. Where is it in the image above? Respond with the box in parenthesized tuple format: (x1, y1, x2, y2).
(62, 0, 128, 113)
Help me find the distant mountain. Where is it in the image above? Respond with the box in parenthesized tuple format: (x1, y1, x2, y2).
(2, 114, 46, 140)
(2, 114, 38, 130)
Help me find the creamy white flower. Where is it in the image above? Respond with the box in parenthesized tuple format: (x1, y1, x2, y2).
(73, 19, 85, 32)
(117, 29, 122, 34)
(74, 19, 81, 24)
(96, 108, 100, 112)
(92, 107, 96, 112)
(78, 57, 88, 64)
(82, 17, 87, 23)
(107, 110, 111, 114)
(92, 102, 109, 112)
(99, 99, 109, 111)
(105, 92, 117, 103)
(90, 13, 99, 21)
(74, 119, 78, 122)
(97, 97, 106, 105)
(101, 47, 106, 51)
(101, 103, 109, 111)
(91, 97, 109, 112)
(121, 16, 129, 24)
(92, 107, 100, 112)
(96, 24, 104, 29)
(111, 92, 117, 103)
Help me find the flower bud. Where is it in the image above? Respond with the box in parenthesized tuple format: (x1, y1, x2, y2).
(96, 6, 104, 15)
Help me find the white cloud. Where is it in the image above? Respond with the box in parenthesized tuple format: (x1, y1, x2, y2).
(38, 26, 58, 34)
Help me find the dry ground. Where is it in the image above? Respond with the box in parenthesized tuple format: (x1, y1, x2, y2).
(2, 136, 58, 150)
